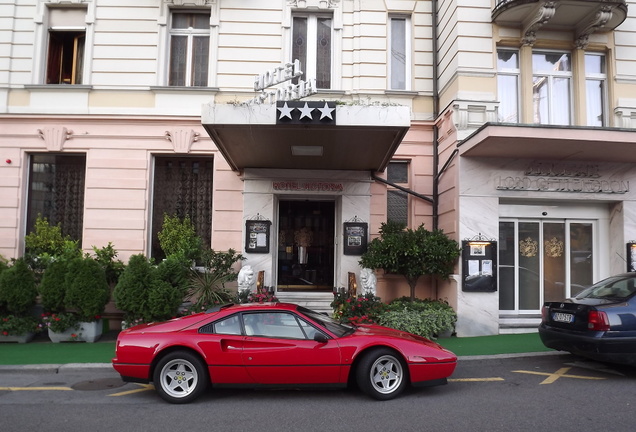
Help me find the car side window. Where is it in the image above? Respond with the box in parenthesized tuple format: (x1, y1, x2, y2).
(213, 315, 241, 335)
(243, 312, 307, 339)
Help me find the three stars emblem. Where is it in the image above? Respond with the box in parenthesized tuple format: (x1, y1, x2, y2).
(276, 102, 335, 122)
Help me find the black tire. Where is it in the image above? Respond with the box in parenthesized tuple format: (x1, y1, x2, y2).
(356, 348, 408, 400)
(152, 351, 209, 404)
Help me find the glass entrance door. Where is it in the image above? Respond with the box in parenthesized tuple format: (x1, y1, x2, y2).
(277, 200, 335, 292)
(499, 219, 595, 313)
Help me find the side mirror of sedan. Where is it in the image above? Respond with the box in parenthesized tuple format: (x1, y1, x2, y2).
(314, 332, 329, 343)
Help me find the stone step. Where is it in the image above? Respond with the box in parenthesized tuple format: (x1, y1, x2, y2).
(275, 292, 334, 315)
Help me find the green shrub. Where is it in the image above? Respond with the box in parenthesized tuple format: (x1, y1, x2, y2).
(147, 279, 183, 321)
(24, 216, 81, 274)
(39, 259, 70, 312)
(115, 254, 187, 323)
(1, 315, 42, 336)
(157, 214, 202, 263)
(64, 257, 110, 322)
(0, 258, 38, 315)
(379, 297, 457, 339)
(90, 242, 125, 288)
(114, 254, 155, 322)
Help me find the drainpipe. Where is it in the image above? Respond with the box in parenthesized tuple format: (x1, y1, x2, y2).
(432, 0, 440, 230)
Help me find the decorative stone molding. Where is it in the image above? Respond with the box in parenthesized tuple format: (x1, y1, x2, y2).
(521, 1, 557, 46)
(452, 100, 499, 140)
(436, 110, 456, 145)
(614, 104, 636, 129)
(164, 0, 215, 6)
(575, 6, 614, 49)
(165, 129, 200, 153)
(38, 126, 73, 152)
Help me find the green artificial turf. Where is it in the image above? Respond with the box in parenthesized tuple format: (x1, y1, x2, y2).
(0, 332, 553, 366)
(0, 339, 116, 365)
(437, 332, 553, 356)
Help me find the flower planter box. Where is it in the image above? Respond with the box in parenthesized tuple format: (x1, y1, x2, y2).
(48, 319, 103, 343)
(0, 332, 36, 343)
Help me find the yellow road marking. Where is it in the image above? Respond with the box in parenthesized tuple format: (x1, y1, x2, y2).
(108, 383, 154, 397)
(513, 367, 606, 384)
(449, 377, 505, 382)
(0, 386, 73, 391)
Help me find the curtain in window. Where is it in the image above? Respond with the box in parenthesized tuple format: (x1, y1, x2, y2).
(316, 18, 332, 89)
(151, 157, 213, 259)
(390, 18, 406, 90)
(27, 154, 86, 243)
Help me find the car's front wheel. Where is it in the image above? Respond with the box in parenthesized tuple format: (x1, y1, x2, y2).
(356, 348, 407, 400)
(153, 351, 208, 404)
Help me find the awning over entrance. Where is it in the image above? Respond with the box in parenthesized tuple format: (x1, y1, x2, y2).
(201, 102, 411, 172)
(458, 124, 636, 163)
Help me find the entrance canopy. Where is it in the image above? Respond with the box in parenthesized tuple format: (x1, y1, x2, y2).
(201, 102, 410, 172)
(458, 123, 636, 163)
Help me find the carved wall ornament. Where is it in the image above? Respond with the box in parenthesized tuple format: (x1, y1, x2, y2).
(38, 126, 73, 152)
(544, 237, 564, 258)
(575, 6, 614, 49)
(165, 129, 200, 154)
(288, 0, 340, 9)
(521, 1, 557, 46)
(519, 237, 538, 258)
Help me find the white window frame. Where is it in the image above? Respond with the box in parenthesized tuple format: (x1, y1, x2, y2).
(532, 50, 573, 125)
(167, 10, 211, 87)
(584, 52, 607, 127)
(496, 48, 520, 123)
(388, 16, 411, 91)
(291, 13, 333, 89)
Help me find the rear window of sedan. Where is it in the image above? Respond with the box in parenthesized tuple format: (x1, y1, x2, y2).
(576, 275, 636, 300)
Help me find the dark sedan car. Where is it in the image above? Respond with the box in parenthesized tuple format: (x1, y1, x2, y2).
(539, 272, 636, 365)
(112, 302, 457, 403)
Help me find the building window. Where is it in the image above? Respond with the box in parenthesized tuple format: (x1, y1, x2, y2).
(168, 11, 210, 87)
(497, 49, 519, 123)
(26, 154, 86, 244)
(46, 7, 87, 85)
(386, 161, 409, 225)
(151, 156, 213, 260)
(532, 52, 572, 125)
(389, 17, 410, 90)
(585, 53, 607, 127)
(292, 15, 332, 89)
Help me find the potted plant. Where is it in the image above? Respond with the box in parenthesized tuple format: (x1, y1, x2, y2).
(185, 248, 243, 312)
(157, 213, 202, 264)
(0, 258, 41, 343)
(44, 256, 110, 342)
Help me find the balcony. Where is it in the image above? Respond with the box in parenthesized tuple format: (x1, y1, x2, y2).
(492, 0, 628, 47)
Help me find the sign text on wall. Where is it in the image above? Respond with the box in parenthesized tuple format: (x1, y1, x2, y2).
(272, 181, 344, 192)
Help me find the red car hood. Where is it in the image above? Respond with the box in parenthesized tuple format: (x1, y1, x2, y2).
(122, 313, 212, 334)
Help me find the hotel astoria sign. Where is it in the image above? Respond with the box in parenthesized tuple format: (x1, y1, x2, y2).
(496, 162, 629, 194)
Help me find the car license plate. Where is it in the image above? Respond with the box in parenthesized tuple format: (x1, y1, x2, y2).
(552, 312, 574, 323)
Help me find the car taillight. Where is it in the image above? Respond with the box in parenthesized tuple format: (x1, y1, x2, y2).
(541, 305, 549, 322)
(587, 310, 610, 331)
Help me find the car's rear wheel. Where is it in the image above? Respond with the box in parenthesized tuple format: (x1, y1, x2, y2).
(356, 348, 407, 400)
(153, 351, 208, 404)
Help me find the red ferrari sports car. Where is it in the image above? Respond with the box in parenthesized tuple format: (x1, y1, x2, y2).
(112, 302, 457, 403)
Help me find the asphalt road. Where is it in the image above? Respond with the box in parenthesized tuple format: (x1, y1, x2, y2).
(0, 353, 634, 432)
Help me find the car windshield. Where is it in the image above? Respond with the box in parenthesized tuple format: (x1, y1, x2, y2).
(575, 274, 636, 300)
(298, 306, 355, 337)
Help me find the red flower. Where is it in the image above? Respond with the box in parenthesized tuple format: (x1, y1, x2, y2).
(2, 331, 8, 336)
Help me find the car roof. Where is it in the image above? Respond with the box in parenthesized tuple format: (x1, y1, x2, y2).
(219, 302, 301, 313)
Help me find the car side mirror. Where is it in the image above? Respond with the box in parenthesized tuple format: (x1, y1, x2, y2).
(314, 332, 329, 343)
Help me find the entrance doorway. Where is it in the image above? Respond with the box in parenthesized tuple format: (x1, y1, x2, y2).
(499, 219, 595, 313)
(277, 200, 335, 291)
